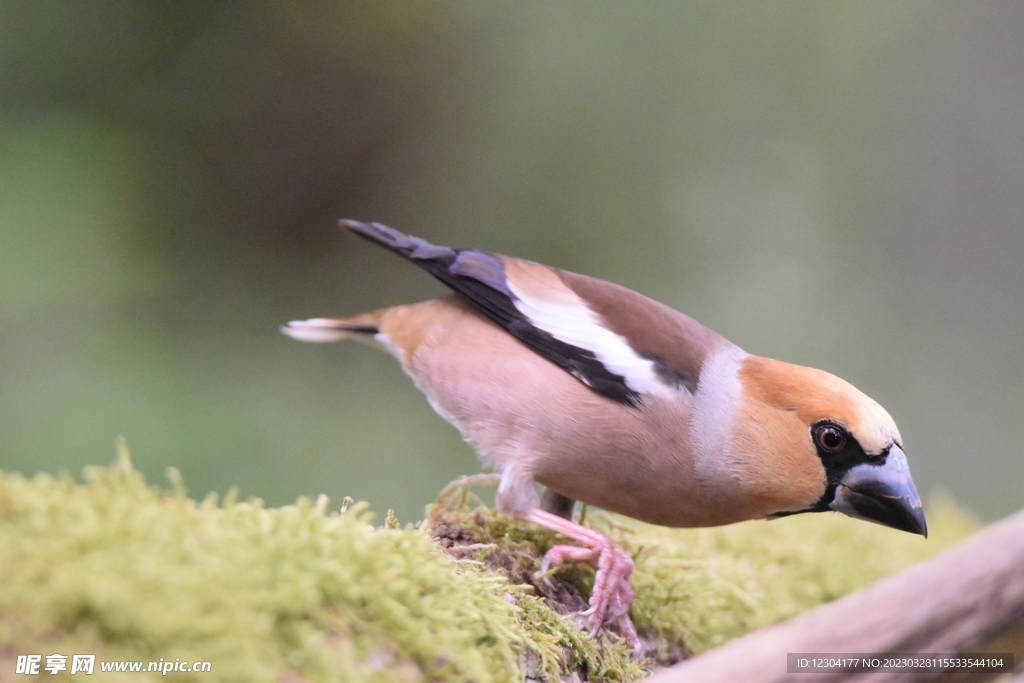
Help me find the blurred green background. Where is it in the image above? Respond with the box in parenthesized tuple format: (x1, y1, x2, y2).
(2, 2, 1021, 523)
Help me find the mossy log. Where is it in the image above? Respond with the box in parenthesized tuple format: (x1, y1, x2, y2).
(0, 447, 986, 682)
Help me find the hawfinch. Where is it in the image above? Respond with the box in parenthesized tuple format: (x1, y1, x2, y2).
(283, 221, 927, 648)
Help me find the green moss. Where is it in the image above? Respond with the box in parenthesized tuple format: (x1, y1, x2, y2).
(0, 448, 536, 682)
(0, 448, 979, 682)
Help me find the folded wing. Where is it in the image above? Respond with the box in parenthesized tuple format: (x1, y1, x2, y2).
(343, 220, 727, 406)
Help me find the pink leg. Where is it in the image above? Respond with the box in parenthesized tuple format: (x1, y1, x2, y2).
(524, 509, 640, 650)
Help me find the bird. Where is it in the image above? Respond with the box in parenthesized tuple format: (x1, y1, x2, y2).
(283, 220, 927, 650)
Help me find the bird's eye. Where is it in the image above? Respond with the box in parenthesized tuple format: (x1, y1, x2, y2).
(814, 424, 846, 453)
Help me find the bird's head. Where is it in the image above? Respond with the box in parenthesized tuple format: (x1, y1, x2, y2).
(733, 355, 927, 537)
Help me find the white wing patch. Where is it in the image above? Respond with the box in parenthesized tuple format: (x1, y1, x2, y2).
(505, 279, 679, 398)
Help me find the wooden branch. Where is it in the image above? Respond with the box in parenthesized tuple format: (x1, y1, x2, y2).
(647, 509, 1024, 683)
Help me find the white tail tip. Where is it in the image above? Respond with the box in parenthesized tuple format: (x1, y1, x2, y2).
(281, 318, 352, 343)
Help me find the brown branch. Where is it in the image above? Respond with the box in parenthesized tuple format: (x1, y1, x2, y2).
(647, 509, 1024, 683)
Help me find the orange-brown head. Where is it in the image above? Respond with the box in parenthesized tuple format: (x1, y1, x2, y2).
(730, 355, 926, 536)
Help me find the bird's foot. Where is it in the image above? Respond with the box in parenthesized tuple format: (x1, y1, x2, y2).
(543, 542, 636, 637)
(526, 509, 641, 652)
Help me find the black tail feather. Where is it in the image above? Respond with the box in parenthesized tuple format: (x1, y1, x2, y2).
(337, 323, 380, 334)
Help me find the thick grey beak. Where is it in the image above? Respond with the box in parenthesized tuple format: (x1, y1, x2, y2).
(829, 445, 927, 537)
